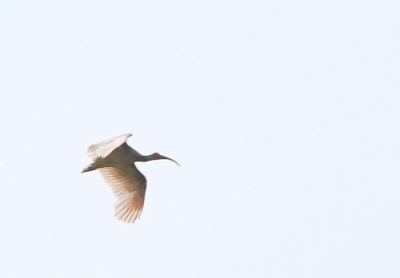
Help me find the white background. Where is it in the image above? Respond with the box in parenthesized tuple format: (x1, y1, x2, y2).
(0, 1, 399, 277)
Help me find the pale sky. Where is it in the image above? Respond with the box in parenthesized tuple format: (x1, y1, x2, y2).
(0, 1, 399, 277)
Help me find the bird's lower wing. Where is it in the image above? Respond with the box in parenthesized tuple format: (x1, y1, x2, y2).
(87, 134, 132, 160)
(98, 165, 147, 223)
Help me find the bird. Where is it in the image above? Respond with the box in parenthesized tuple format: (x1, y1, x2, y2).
(82, 133, 179, 223)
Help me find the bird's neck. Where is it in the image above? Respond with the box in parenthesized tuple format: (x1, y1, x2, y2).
(138, 155, 154, 162)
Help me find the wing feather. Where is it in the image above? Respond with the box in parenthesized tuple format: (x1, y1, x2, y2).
(98, 165, 146, 223)
(88, 134, 132, 160)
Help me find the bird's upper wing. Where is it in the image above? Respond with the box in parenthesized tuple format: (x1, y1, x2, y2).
(98, 164, 147, 223)
(87, 134, 132, 160)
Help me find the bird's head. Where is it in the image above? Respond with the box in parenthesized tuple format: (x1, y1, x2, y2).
(152, 152, 180, 166)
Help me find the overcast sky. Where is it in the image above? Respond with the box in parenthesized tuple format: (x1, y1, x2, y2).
(0, 1, 399, 277)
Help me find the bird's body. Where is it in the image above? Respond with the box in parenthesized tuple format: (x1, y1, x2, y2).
(82, 134, 178, 223)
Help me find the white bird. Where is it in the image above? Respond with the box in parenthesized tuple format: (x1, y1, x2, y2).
(82, 134, 179, 223)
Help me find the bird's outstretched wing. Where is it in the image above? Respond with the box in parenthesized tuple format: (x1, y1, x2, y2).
(98, 164, 147, 223)
(87, 134, 132, 160)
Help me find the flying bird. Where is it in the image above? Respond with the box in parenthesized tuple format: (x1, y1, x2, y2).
(82, 133, 179, 223)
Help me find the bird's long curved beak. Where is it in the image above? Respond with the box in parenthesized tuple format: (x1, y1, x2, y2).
(160, 155, 180, 166)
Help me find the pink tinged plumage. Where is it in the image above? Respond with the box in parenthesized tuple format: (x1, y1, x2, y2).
(82, 133, 179, 224)
(87, 134, 132, 160)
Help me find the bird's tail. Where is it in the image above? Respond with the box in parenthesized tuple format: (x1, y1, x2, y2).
(81, 164, 96, 173)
